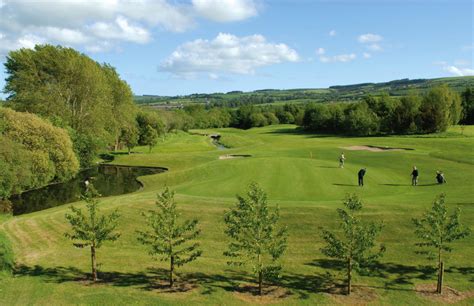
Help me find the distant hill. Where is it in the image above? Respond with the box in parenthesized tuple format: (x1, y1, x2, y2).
(134, 76, 474, 108)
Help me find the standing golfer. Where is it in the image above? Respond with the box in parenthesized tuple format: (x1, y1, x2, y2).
(339, 152, 345, 168)
(411, 166, 419, 186)
(358, 168, 366, 186)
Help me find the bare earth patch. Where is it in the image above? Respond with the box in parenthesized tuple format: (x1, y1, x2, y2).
(219, 154, 252, 160)
(415, 284, 474, 304)
(233, 284, 292, 304)
(342, 145, 413, 152)
(326, 285, 378, 305)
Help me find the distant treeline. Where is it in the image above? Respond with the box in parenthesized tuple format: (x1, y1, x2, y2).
(134, 76, 474, 108)
(153, 85, 473, 136)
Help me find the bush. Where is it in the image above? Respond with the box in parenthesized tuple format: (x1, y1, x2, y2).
(0, 231, 14, 273)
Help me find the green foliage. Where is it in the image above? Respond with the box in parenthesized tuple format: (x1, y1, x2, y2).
(65, 184, 120, 281)
(419, 85, 462, 133)
(460, 87, 474, 124)
(137, 188, 201, 287)
(142, 125, 159, 153)
(224, 182, 288, 295)
(4, 45, 136, 167)
(0, 108, 78, 198)
(120, 124, 139, 154)
(320, 194, 385, 295)
(412, 193, 471, 293)
(0, 231, 14, 274)
(136, 110, 165, 145)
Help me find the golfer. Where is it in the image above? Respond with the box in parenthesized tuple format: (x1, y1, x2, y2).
(358, 168, 366, 186)
(411, 166, 419, 186)
(339, 152, 345, 168)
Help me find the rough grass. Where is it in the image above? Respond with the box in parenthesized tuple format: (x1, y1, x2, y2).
(0, 125, 473, 305)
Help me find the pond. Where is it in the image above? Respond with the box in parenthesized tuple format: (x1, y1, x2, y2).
(9, 164, 167, 215)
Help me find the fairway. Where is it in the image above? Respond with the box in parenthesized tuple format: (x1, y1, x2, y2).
(1, 125, 473, 305)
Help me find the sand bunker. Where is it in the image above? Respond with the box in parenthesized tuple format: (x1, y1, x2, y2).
(342, 145, 413, 152)
(219, 154, 252, 160)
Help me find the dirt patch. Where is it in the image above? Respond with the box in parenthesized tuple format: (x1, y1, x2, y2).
(415, 284, 474, 304)
(342, 145, 413, 152)
(326, 285, 378, 305)
(219, 154, 252, 160)
(233, 284, 292, 304)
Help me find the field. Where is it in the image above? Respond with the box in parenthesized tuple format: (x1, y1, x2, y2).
(1, 125, 473, 305)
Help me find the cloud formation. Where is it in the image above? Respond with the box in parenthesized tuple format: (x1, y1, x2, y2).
(319, 53, 356, 63)
(161, 33, 299, 77)
(192, 0, 258, 22)
(0, 0, 259, 56)
(358, 33, 383, 43)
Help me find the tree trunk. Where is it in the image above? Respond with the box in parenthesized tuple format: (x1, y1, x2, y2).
(169, 256, 174, 287)
(436, 248, 443, 294)
(127, 146, 131, 155)
(91, 245, 97, 282)
(347, 258, 352, 295)
(258, 270, 263, 296)
(437, 261, 444, 294)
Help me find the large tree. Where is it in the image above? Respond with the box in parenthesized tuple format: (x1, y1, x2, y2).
(4, 45, 136, 167)
(419, 85, 462, 133)
(65, 185, 121, 282)
(320, 194, 385, 295)
(0, 108, 79, 195)
(137, 188, 202, 287)
(412, 193, 470, 294)
(224, 183, 288, 296)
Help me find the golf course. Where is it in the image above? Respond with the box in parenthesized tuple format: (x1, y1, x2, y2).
(1, 124, 473, 305)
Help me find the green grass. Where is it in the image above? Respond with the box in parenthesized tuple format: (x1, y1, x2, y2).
(1, 125, 473, 305)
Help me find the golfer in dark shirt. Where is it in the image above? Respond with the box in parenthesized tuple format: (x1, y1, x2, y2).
(358, 168, 366, 186)
(411, 166, 419, 186)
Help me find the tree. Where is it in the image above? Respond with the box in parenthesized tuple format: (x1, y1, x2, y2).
(137, 188, 201, 287)
(120, 124, 139, 154)
(460, 87, 474, 124)
(65, 184, 120, 282)
(142, 125, 158, 153)
(0, 108, 78, 192)
(419, 85, 462, 133)
(224, 182, 288, 296)
(412, 193, 470, 294)
(320, 194, 385, 295)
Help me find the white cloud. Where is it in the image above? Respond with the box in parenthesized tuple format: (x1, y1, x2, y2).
(319, 53, 356, 63)
(161, 33, 299, 77)
(316, 47, 325, 55)
(443, 65, 474, 76)
(0, 0, 256, 56)
(329, 30, 336, 36)
(363, 52, 371, 59)
(89, 16, 151, 44)
(192, 0, 258, 22)
(367, 43, 382, 52)
(358, 33, 383, 43)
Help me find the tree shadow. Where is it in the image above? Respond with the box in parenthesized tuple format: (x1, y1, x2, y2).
(306, 259, 439, 293)
(380, 183, 439, 187)
(333, 183, 359, 187)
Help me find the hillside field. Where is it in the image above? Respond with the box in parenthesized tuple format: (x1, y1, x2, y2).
(1, 125, 473, 305)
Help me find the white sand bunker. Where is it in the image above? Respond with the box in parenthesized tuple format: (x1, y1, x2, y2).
(342, 145, 413, 152)
(219, 154, 252, 160)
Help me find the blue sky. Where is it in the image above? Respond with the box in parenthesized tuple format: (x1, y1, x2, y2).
(0, 0, 472, 96)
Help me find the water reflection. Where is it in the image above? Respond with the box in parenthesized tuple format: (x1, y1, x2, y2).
(10, 165, 166, 215)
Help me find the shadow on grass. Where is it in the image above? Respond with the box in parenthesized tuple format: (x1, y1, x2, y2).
(333, 183, 359, 187)
(380, 183, 439, 187)
(306, 259, 439, 292)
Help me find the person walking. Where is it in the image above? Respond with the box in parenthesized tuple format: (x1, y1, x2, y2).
(358, 168, 366, 186)
(339, 152, 345, 168)
(411, 166, 419, 186)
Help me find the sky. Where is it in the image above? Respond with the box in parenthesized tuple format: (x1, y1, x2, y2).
(0, 0, 473, 96)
